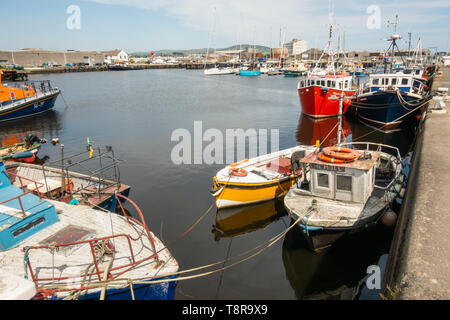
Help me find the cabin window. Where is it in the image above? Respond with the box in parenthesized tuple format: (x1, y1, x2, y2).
(401, 78, 409, 85)
(327, 80, 332, 87)
(321, 80, 326, 87)
(300, 81, 304, 88)
(331, 81, 336, 88)
(336, 175, 352, 192)
(317, 173, 329, 188)
(372, 78, 379, 85)
(391, 78, 397, 85)
(338, 81, 343, 89)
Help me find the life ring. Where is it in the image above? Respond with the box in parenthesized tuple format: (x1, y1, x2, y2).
(228, 167, 248, 177)
(322, 146, 359, 161)
(317, 152, 354, 164)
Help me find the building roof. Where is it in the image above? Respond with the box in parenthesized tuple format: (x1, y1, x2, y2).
(102, 49, 123, 56)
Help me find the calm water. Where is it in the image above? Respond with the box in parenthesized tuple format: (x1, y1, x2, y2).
(0, 69, 415, 299)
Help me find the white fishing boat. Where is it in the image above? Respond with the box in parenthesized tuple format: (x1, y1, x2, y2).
(0, 162, 178, 300)
(284, 94, 404, 250)
(211, 145, 316, 209)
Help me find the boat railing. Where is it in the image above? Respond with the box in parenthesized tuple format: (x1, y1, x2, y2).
(337, 142, 402, 160)
(23, 194, 161, 294)
(336, 142, 403, 191)
(0, 170, 44, 218)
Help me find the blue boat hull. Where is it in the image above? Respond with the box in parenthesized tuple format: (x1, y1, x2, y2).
(239, 70, 260, 76)
(355, 91, 424, 127)
(0, 92, 59, 122)
(77, 275, 178, 300)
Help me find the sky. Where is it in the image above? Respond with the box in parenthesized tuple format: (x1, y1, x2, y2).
(2, 0, 449, 53)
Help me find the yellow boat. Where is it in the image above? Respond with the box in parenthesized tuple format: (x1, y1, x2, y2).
(211, 145, 315, 208)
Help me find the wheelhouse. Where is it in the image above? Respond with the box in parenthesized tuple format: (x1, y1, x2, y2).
(368, 73, 424, 94)
(298, 75, 354, 91)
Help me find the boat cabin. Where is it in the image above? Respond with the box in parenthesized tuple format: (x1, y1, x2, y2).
(296, 151, 378, 205)
(298, 75, 353, 91)
(368, 73, 424, 94)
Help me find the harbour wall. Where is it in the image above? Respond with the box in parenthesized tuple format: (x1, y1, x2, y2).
(381, 67, 450, 299)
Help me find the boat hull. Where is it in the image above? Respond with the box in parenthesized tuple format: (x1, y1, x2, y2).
(298, 86, 354, 118)
(78, 275, 178, 300)
(239, 70, 261, 76)
(355, 91, 424, 127)
(213, 176, 297, 209)
(0, 92, 59, 122)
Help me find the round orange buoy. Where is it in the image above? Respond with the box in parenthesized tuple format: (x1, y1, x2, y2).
(322, 146, 359, 161)
(65, 178, 74, 193)
(317, 152, 354, 164)
(228, 167, 248, 177)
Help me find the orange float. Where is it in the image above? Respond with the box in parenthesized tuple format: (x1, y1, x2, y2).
(322, 146, 359, 161)
(228, 167, 248, 177)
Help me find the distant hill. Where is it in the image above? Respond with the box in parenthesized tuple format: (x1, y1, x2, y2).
(131, 44, 271, 57)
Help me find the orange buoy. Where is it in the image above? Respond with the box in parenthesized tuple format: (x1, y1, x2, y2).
(65, 178, 74, 193)
(228, 167, 248, 177)
(317, 152, 354, 164)
(322, 146, 359, 161)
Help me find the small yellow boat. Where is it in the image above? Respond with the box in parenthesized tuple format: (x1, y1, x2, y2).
(211, 145, 315, 209)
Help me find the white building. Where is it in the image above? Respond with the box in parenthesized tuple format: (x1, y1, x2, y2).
(103, 49, 129, 64)
(285, 39, 308, 56)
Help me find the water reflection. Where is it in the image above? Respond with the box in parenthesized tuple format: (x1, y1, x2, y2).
(282, 222, 394, 300)
(295, 113, 351, 147)
(212, 199, 286, 242)
(0, 110, 62, 138)
(349, 120, 416, 157)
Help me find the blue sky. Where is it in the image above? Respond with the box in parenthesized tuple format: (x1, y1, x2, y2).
(2, 0, 449, 53)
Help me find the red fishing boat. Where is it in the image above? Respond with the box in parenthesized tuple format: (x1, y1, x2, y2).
(297, 25, 356, 118)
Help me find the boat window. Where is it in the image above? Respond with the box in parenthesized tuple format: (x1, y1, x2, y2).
(372, 78, 379, 85)
(401, 78, 409, 85)
(391, 78, 397, 85)
(331, 81, 336, 88)
(321, 80, 326, 87)
(385, 78, 389, 85)
(338, 81, 343, 89)
(300, 81, 304, 88)
(317, 173, 329, 188)
(336, 175, 352, 192)
(327, 80, 332, 87)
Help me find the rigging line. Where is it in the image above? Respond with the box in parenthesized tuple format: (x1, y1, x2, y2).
(352, 99, 429, 142)
(214, 238, 232, 300)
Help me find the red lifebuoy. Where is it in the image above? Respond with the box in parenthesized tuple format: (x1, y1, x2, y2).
(228, 167, 248, 177)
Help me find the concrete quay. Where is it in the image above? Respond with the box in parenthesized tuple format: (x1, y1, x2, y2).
(381, 66, 450, 299)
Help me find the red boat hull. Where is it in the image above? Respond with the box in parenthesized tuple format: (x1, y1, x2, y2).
(298, 86, 355, 118)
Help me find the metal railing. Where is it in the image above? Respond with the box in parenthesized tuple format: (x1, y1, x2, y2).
(0, 170, 44, 218)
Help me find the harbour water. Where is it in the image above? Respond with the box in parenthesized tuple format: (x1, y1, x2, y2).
(0, 69, 416, 299)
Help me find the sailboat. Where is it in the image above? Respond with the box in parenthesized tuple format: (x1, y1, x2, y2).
(297, 25, 356, 117)
(203, 8, 234, 76)
(284, 91, 404, 250)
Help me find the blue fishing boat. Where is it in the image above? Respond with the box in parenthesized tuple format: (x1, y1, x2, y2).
(354, 72, 430, 128)
(0, 161, 179, 300)
(352, 16, 432, 128)
(0, 71, 60, 122)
